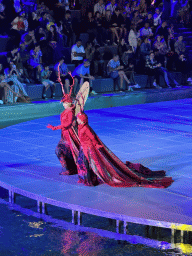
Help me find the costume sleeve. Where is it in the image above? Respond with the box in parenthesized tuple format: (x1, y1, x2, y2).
(86, 126, 99, 146)
(54, 111, 74, 130)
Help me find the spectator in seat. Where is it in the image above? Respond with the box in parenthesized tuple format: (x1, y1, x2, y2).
(102, 10, 113, 45)
(156, 20, 169, 43)
(47, 24, 64, 64)
(4, 61, 30, 102)
(107, 54, 132, 92)
(153, 35, 169, 66)
(118, 38, 128, 59)
(28, 12, 41, 30)
(54, 57, 73, 94)
(140, 36, 151, 59)
(71, 39, 85, 67)
(128, 25, 140, 53)
(174, 35, 186, 56)
(41, 65, 56, 99)
(93, 45, 105, 77)
(11, 12, 27, 34)
(124, 1, 131, 19)
(121, 46, 141, 88)
(174, 35, 186, 71)
(72, 59, 96, 95)
(19, 43, 31, 82)
(145, 51, 162, 89)
(20, 11, 28, 32)
(36, 27, 47, 44)
(23, 30, 37, 50)
(177, 54, 188, 85)
(140, 36, 152, 72)
(140, 22, 153, 39)
(0, 63, 13, 104)
(85, 41, 95, 62)
(111, 7, 126, 45)
(28, 44, 43, 82)
(94, 11, 106, 46)
(106, 0, 117, 14)
(145, 13, 154, 29)
(94, 0, 105, 16)
(7, 47, 20, 68)
(39, 12, 49, 29)
(153, 8, 162, 31)
(82, 11, 96, 43)
(131, 11, 143, 29)
(85, 41, 95, 73)
(62, 10, 73, 47)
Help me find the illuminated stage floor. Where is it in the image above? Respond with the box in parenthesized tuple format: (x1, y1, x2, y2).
(1, 99, 192, 231)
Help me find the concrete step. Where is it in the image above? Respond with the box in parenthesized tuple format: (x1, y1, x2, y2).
(27, 83, 63, 99)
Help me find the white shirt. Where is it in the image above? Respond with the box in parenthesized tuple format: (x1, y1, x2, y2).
(71, 44, 85, 61)
(94, 2, 105, 15)
(153, 13, 162, 26)
(105, 3, 117, 14)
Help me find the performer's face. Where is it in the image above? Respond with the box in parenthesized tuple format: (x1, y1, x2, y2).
(77, 118, 84, 124)
(63, 102, 71, 109)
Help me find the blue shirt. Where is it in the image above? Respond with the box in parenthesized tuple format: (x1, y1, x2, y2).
(72, 64, 90, 77)
(54, 62, 68, 75)
(107, 59, 120, 69)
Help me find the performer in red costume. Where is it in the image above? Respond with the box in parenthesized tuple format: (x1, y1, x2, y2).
(47, 65, 80, 175)
(76, 112, 173, 188)
(47, 95, 80, 175)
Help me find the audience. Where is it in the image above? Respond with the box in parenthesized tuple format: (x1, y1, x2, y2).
(174, 35, 186, 56)
(71, 39, 85, 67)
(28, 43, 42, 82)
(54, 57, 73, 94)
(41, 65, 56, 99)
(153, 35, 169, 66)
(145, 51, 162, 89)
(107, 54, 132, 92)
(94, 0, 106, 16)
(0, 0, 191, 104)
(62, 10, 73, 47)
(106, 0, 117, 14)
(72, 59, 96, 95)
(128, 25, 140, 52)
(140, 22, 153, 38)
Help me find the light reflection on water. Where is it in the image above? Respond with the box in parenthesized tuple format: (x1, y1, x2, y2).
(1, 202, 190, 256)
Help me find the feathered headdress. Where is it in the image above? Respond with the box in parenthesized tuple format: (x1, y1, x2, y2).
(57, 63, 74, 103)
(76, 86, 89, 123)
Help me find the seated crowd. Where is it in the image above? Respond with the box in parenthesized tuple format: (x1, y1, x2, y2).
(0, 0, 191, 104)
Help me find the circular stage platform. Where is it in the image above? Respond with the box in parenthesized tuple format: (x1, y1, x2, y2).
(1, 99, 192, 235)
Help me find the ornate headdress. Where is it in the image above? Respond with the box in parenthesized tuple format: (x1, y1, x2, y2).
(57, 62, 74, 103)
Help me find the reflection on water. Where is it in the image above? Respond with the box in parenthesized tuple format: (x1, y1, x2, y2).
(28, 221, 44, 229)
(1, 202, 192, 256)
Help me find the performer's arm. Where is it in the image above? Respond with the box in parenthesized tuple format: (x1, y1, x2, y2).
(47, 111, 74, 130)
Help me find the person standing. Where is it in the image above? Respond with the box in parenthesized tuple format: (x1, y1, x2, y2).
(47, 93, 79, 175)
(76, 111, 173, 188)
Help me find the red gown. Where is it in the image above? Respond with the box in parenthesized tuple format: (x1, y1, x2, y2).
(54, 106, 80, 174)
(77, 123, 173, 188)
